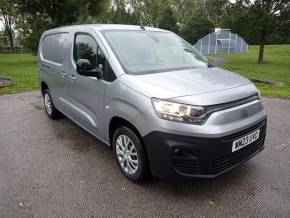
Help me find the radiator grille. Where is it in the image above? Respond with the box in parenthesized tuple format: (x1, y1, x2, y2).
(212, 124, 266, 174)
(174, 158, 201, 175)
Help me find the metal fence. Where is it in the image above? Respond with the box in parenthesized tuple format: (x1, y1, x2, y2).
(194, 30, 248, 55)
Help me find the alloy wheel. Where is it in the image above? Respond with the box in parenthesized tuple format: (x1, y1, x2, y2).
(44, 93, 53, 115)
(115, 134, 139, 174)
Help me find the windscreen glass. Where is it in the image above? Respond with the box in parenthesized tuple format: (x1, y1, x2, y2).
(102, 30, 208, 74)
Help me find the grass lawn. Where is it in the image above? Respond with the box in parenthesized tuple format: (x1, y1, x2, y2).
(221, 45, 290, 98)
(0, 53, 38, 95)
(0, 45, 289, 97)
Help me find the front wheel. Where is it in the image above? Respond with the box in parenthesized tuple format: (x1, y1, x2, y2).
(113, 126, 149, 182)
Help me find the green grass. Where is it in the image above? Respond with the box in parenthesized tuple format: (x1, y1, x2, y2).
(221, 45, 290, 98)
(0, 53, 38, 95)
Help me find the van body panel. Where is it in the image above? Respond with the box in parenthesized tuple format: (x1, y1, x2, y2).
(38, 24, 267, 180)
(133, 97, 266, 137)
(103, 81, 152, 142)
(38, 32, 71, 113)
(169, 83, 258, 105)
(118, 67, 252, 100)
(65, 27, 108, 139)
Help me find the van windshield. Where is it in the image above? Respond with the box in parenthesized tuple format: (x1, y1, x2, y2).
(102, 30, 209, 74)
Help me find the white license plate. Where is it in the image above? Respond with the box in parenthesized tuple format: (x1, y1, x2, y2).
(232, 129, 260, 152)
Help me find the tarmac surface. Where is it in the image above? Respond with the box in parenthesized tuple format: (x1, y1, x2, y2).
(0, 91, 289, 217)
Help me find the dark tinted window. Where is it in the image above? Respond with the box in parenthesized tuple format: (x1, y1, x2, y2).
(74, 33, 116, 82)
(105, 60, 117, 82)
(97, 47, 105, 71)
(74, 34, 97, 68)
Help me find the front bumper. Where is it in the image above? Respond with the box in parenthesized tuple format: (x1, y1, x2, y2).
(143, 119, 267, 180)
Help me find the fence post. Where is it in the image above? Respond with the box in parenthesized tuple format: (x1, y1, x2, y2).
(215, 34, 217, 54)
(235, 34, 237, 53)
(200, 38, 203, 54)
(228, 32, 231, 54)
(208, 34, 210, 55)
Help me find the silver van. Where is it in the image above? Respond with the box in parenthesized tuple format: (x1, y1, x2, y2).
(38, 24, 267, 182)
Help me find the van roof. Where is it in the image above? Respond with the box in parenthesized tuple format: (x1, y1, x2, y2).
(43, 24, 168, 34)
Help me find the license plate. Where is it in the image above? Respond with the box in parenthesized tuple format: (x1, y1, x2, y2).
(232, 129, 260, 152)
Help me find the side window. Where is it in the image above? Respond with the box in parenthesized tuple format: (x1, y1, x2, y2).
(97, 47, 105, 70)
(74, 33, 116, 82)
(54, 34, 68, 64)
(74, 34, 97, 68)
(42, 33, 69, 64)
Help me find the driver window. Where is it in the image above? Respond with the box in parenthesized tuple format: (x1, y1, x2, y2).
(74, 34, 97, 68)
(73, 32, 116, 82)
(97, 47, 105, 71)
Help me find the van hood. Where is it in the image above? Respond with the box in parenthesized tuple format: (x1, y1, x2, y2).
(119, 67, 254, 102)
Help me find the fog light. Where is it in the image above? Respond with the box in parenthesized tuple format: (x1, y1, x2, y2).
(174, 148, 180, 154)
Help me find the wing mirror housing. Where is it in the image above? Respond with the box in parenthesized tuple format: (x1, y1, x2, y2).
(76, 59, 103, 79)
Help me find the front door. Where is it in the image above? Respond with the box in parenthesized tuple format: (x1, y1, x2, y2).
(67, 31, 107, 139)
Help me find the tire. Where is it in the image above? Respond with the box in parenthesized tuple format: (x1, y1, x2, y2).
(113, 126, 149, 182)
(43, 89, 61, 119)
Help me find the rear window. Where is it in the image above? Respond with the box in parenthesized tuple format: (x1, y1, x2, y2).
(42, 33, 69, 64)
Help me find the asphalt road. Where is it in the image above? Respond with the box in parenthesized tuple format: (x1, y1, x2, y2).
(0, 91, 289, 218)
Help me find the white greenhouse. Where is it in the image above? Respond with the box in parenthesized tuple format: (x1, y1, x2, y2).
(194, 28, 248, 55)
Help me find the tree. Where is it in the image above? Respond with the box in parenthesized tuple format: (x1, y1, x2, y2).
(4, 0, 288, 55)
(204, 0, 228, 26)
(226, 0, 290, 63)
(107, 0, 140, 25)
(159, 5, 178, 33)
(134, 0, 164, 27)
(16, 0, 106, 53)
(178, 0, 215, 44)
(0, 0, 16, 47)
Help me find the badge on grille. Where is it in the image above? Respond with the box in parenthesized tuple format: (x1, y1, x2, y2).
(241, 109, 248, 119)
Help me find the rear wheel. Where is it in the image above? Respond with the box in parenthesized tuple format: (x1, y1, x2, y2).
(43, 89, 61, 119)
(113, 126, 149, 182)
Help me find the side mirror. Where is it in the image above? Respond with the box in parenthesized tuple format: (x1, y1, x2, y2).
(76, 59, 103, 79)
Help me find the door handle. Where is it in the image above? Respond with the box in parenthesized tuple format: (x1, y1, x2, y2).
(41, 64, 50, 68)
(68, 74, 76, 81)
(60, 72, 67, 78)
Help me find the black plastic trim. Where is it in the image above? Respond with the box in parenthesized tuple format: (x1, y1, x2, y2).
(143, 119, 267, 180)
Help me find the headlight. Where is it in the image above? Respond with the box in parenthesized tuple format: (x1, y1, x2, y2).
(152, 98, 207, 124)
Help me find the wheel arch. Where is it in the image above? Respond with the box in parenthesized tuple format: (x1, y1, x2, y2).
(109, 116, 144, 146)
(40, 81, 49, 96)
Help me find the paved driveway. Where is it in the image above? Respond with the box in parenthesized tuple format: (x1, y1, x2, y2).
(0, 91, 289, 218)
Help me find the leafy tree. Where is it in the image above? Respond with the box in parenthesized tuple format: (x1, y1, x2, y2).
(179, 0, 214, 44)
(225, 0, 290, 63)
(107, 0, 140, 25)
(15, 12, 50, 53)
(0, 0, 16, 47)
(16, 0, 105, 53)
(204, 0, 228, 27)
(134, 0, 164, 27)
(159, 5, 178, 33)
(2, 0, 288, 57)
(77, 0, 110, 23)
